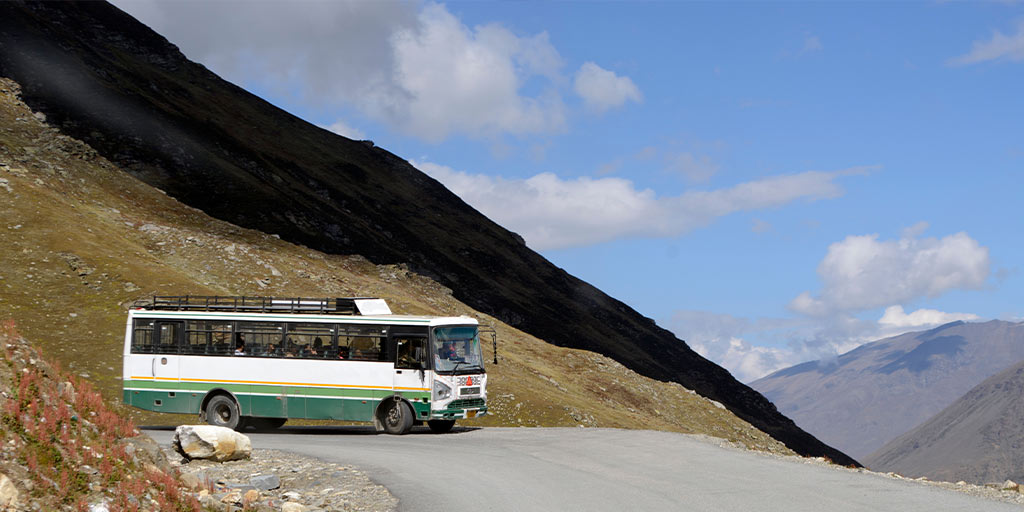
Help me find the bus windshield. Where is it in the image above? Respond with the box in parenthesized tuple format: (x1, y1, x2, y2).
(432, 326, 484, 373)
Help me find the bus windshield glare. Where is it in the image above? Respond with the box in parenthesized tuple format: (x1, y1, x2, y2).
(432, 326, 484, 373)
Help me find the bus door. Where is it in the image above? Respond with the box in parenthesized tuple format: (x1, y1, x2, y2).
(150, 321, 184, 412)
(390, 332, 429, 420)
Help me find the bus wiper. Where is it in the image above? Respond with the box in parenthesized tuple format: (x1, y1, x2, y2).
(451, 360, 465, 375)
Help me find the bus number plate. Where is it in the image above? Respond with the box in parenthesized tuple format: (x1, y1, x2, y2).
(460, 386, 480, 396)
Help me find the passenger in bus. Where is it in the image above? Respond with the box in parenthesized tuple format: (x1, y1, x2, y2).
(234, 333, 246, 355)
(285, 344, 299, 358)
(311, 337, 324, 357)
(266, 343, 278, 356)
(337, 346, 349, 359)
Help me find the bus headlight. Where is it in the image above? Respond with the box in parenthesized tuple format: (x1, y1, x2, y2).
(433, 381, 452, 401)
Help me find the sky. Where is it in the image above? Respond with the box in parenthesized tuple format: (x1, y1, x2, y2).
(112, 1, 1024, 382)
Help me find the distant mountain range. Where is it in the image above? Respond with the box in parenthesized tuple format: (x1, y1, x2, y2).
(752, 320, 1024, 460)
(0, 1, 853, 464)
(866, 359, 1024, 484)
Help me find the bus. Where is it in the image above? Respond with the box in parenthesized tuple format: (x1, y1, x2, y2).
(122, 296, 488, 434)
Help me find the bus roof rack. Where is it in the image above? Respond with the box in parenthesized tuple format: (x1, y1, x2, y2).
(131, 296, 391, 315)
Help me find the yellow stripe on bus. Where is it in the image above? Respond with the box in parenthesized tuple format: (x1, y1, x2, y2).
(128, 376, 429, 392)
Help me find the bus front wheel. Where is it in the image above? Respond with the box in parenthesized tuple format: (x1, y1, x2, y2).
(204, 395, 244, 431)
(382, 399, 414, 435)
(428, 420, 455, 434)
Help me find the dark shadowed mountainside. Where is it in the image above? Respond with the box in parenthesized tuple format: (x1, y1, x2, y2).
(866, 360, 1024, 484)
(0, 1, 854, 464)
(752, 320, 1024, 460)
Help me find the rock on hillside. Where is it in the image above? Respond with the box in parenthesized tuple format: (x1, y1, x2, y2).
(752, 320, 1024, 460)
(866, 359, 1024, 484)
(0, 1, 852, 464)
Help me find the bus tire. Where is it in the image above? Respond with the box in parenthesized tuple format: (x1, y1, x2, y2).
(204, 394, 243, 431)
(248, 417, 287, 431)
(428, 420, 455, 434)
(382, 398, 414, 435)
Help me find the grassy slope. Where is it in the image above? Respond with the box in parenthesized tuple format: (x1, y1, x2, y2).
(0, 78, 789, 455)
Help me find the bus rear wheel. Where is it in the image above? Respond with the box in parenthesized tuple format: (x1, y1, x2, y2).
(204, 395, 244, 431)
(382, 399, 414, 435)
(428, 420, 455, 434)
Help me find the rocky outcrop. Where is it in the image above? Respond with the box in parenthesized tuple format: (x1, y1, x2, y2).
(174, 425, 252, 462)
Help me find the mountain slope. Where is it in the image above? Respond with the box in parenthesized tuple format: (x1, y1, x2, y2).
(0, 1, 852, 464)
(0, 76, 791, 454)
(866, 360, 1024, 484)
(752, 320, 1024, 460)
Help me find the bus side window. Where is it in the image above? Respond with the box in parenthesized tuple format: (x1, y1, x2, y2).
(236, 321, 283, 357)
(154, 323, 181, 354)
(131, 319, 154, 353)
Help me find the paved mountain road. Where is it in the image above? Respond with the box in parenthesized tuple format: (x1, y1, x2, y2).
(145, 426, 1015, 511)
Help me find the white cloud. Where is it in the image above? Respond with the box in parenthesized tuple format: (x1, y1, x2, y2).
(388, 4, 567, 140)
(416, 161, 868, 250)
(319, 120, 366, 140)
(665, 152, 719, 183)
(948, 20, 1024, 66)
(111, 1, 571, 141)
(878, 305, 979, 330)
(790, 229, 990, 317)
(573, 62, 643, 113)
(692, 337, 796, 383)
(670, 311, 791, 382)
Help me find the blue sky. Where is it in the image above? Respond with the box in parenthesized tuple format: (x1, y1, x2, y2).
(114, 1, 1024, 382)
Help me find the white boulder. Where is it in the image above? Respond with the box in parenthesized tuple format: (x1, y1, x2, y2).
(0, 473, 19, 510)
(173, 425, 252, 462)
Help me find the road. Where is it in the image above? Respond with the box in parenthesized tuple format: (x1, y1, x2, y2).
(144, 426, 1016, 511)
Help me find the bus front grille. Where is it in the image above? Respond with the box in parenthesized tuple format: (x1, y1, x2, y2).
(449, 398, 485, 409)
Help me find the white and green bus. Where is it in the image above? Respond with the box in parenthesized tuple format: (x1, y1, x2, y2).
(122, 296, 487, 434)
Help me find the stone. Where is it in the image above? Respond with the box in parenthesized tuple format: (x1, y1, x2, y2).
(281, 503, 306, 512)
(243, 489, 260, 504)
(200, 494, 226, 512)
(179, 472, 202, 490)
(219, 490, 242, 504)
(250, 474, 281, 491)
(0, 473, 20, 510)
(1002, 479, 1019, 491)
(282, 491, 302, 501)
(173, 425, 252, 462)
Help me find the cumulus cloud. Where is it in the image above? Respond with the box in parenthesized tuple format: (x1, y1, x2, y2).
(948, 20, 1024, 66)
(388, 4, 567, 140)
(691, 337, 796, 383)
(877, 305, 980, 330)
(573, 62, 643, 113)
(416, 161, 868, 250)
(111, 1, 582, 141)
(790, 229, 990, 316)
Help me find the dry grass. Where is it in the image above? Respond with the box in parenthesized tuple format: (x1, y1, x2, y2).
(0, 77, 789, 455)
